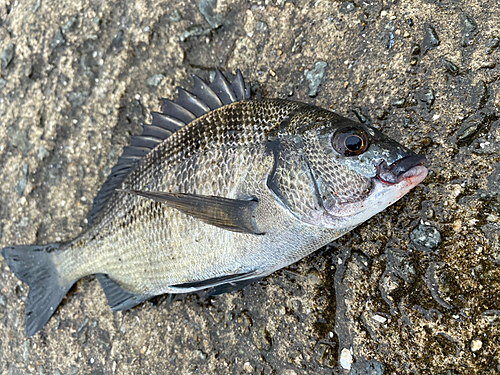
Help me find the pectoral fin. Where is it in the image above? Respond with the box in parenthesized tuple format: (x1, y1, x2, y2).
(120, 189, 264, 235)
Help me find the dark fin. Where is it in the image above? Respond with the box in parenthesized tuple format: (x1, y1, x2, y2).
(120, 189, 264, 235)
(1, 244, 75, 336)
(170, 270, 258, 289)
(141, 124, 174, 139)
(231, 69, 250, 100)
(176, 88, 210, 117)
(151, 112, 185, 132)
(88, 69, 251, 226)
(169, 270, 261, 295)
(129, 135, 162, 149)
(161, 99, 197, 124)
(206, 277, 263, 296)
(209, 68, 237, 105)
(192, 74, 223, 110)
(96, 274, 150, 311)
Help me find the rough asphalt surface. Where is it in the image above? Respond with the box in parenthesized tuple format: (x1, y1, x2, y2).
(1, 0, 499, 374)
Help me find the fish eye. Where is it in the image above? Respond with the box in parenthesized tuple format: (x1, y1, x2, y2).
(332, 127, 370, 156)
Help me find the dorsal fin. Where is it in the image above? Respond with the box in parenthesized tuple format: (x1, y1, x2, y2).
(176, 88, 210, 117)
(192, 75, 223, 110)
(160, 99, 197, 124)
(231, 69, 250, 101)
(210, 69, 237, 105)
(88, 69, 251, 226)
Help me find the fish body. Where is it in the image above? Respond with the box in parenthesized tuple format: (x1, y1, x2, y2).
(1, 70, 427, 336)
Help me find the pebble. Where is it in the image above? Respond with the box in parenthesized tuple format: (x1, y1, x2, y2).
(194, 349, 207, 360)
(485, 37, 499, 54)
(304, 61, 327, 97)
(422, 24, 440, 54)
(109, 30, 124, 54)
(22, 339, 30, 361)
(410, 224, 441, 250)
(372, 314, 387, 323)
(16, 217, 29, 228)
(32, 0, 41, 12)
(180, 26, 210, 42)
(443, 59, 459, 75)
(461, 15, 477, 47)
(419, 87, 435, 108)
(68, 91, 89, 107)
(255, 21, 268, 33)
(16, 163, 29, 196)
(375, 108, 387, 120)
(392, 98, 406, 108)
(345, 2, 355, 12)
(1, 43, 15, 70)
(146, 74, 165, 87)
(199, 0, 224, 29)
(38, 146, 50, 161)
(237, 311, 253, 336)
(339, 347, 353, 370)
(470, 338, 482, 352)
(243, 362, 253, 373)
(387, 33, 395, 49)
(51, 29, 66, 49)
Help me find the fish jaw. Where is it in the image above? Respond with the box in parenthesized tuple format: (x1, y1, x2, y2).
(303, 164, 428, 229)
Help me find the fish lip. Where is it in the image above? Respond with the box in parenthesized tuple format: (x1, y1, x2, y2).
(376, 155, 427, 185)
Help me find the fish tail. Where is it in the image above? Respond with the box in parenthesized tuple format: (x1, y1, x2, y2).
(1, 243, 75, 336)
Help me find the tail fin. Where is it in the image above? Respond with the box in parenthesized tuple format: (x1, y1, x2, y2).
(1, 244, 75, 336)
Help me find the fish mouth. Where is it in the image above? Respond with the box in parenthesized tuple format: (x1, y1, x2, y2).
(376, 155, 427, 185)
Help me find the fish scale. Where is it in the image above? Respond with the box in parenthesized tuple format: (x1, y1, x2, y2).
(1, 69, 427, 336)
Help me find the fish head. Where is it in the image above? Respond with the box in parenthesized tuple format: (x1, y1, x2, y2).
(273, 105, 428, 230)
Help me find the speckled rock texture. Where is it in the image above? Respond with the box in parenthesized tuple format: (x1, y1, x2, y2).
(1, 0, 499, 374)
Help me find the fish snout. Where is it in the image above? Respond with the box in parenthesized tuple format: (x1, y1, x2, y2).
(376, 155, 427, 185)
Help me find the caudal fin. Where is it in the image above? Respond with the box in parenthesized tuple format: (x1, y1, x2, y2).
(1, 244, 75, 336)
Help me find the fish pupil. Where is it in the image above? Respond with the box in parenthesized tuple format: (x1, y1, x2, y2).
(345, 135, 362, 152)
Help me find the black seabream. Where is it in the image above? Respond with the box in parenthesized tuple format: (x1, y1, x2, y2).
(1, 70, 428, 336)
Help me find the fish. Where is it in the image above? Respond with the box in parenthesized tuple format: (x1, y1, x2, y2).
(1, 69, 428, 336)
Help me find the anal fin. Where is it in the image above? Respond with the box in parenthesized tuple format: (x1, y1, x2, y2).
(96, 274, 150, 311)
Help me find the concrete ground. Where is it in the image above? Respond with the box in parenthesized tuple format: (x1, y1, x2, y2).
(0, 0, 499, 373)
